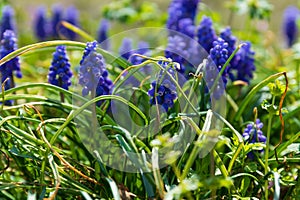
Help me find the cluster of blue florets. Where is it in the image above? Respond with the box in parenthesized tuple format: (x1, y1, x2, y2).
(0, 30, 21, 90)
(148, 61, 177, 111)
(197, 16, 217, 53)
(164, 0, 257, 96)
(97, 19, 110, 50)
(79, 41, 113, 103)
(282, 6, 299, 47)
(231, 42, 255, 83)
(48, 45, 72, 90)
(0, 5, 16, 40)
(243, 118, 266, 159)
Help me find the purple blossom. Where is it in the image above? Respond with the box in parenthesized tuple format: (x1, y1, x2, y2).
(0, 5, 16, 40)
(197, 16, 217, 53)
(119, 38, 133, 60)
(79, 41, 113, 105)
(231, 42, 255, 83)
(0, 30, 20, 105)
(205, 38, 230, 99)
(50, 4, 63, 38)
(166, 0, 200, 37)
(220, 27, 236, 57)
(61, 5, 79, 40)
(148, 61, 177, 111)
(33, 6, 51, 41)
(48, 45, 72, 90)
(282, 6, 299, 47)
(243, 118, 266, 159)
(97, 19, 110, 50)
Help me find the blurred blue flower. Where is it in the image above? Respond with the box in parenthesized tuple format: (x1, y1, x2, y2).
(282, 6, 299, 47)
(165, 35, 189, 74)
(48, 45, 72, 90)
(79, 41, 113, 104)
(148, 61, 177, 111)
(129, 41, 150, 65)
(166, 0, 200, 37)
(97, 19, 110, 50)
(33, 6, 50, 41)
(61, 5, 79, 40)
(231, 42, 255, 83)
(119, 38, 133, 61)
(243, 118, 266, 159)
(0, 5, 16, 40)
(0, 30, 20, 105)
(51, 4, 63, 38)
(197, 16, 217, 53)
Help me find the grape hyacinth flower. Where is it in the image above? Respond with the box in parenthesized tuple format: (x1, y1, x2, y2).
(0, 30, 21, 105)
(197, 16, 217, 53)
(165, 35, 189, 74)
(282, 6, 299, 47)
(220, 27, 236, 57)
(80, 41, 97, 65)
(61, 6, 79, 40)
(231, 42, 255, 83)
(129, 41, 150, 65)
(205, 38, 230, 99)
(148, 61, 177, 111)
(0, 5, 16, 40)
(119, 38, 133, 61)
(97, 19, 110, 50)
(79, 41, 113, 106)
(243, 118, 266, 159)
(51, 4, 63, 38)
(48, 45, 72, 90)
(33, 6, 50, 41)
(178, 18, 195, 39)
(166, 0, 200, 36)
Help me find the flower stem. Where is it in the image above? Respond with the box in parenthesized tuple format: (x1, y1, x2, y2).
(264, 95, 275, 199)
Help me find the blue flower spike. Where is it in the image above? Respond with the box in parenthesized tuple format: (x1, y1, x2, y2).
(48, 45, 73, 90)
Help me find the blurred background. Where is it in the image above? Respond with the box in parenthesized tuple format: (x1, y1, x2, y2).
(6, 0, 299, 47)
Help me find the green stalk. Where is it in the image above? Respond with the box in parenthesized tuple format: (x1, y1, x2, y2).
(264, 95, 275, 199)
